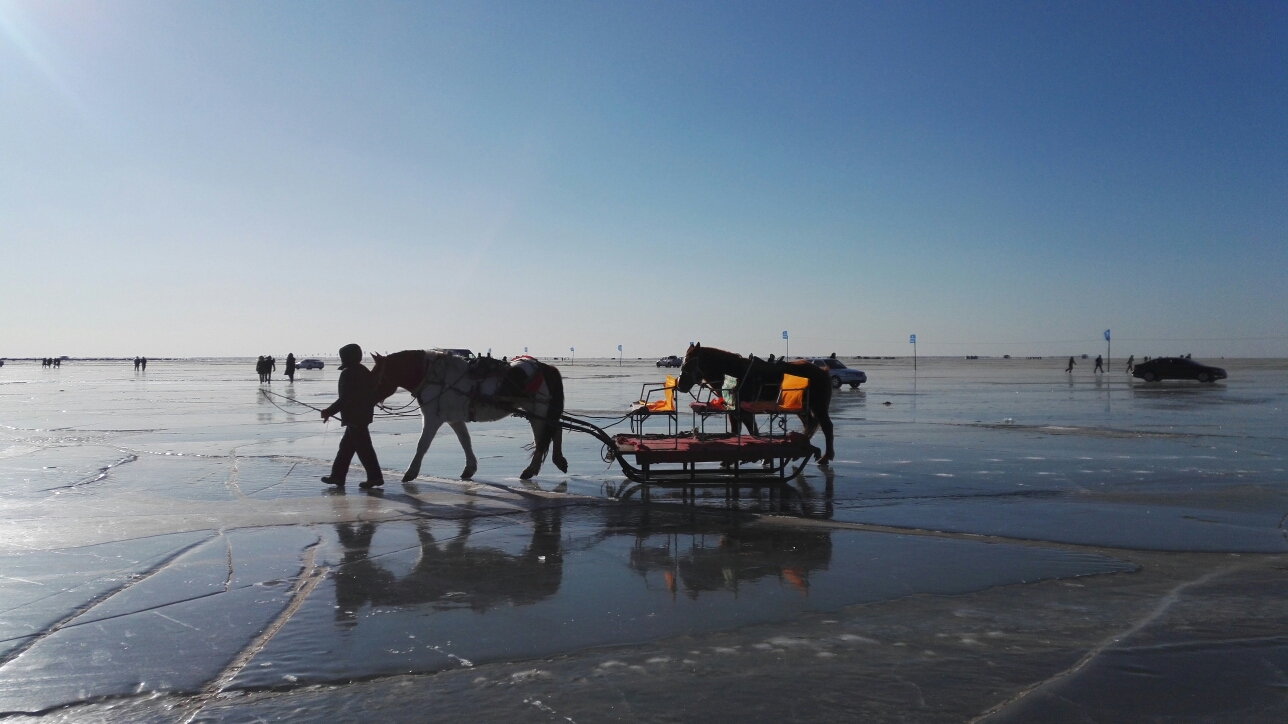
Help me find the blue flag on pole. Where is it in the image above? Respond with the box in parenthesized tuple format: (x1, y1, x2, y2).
(1104, 329, 1111, 341)
(910, 334, 916, 344)
(782, 331, 788, 339)
(617, 344, 622, 351)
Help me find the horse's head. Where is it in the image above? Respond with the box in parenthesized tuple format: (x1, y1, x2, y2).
(678, 343, 703, 393)
(370, 352, 399, 403)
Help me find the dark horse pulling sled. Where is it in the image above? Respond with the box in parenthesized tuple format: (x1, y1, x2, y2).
(371, 344, 830, 498)
(528, 343, 830, 499)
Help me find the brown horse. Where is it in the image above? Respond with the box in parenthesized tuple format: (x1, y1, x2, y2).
(676, 343, 835, 465)
(370, 350, 568, 481)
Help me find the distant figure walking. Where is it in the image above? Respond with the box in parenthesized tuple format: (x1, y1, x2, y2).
(256, 356, 267, 383)
(133, 357, 140, 371)
(1125, 355, 1135, 373)
(1066, 356, 1076, 373)
(1094, 355, 1104, 373)
(285, 353, 297, 383)
(320, 344, 384, 489)
(53, 358, 60, 368)
(140, 357, 146, 371)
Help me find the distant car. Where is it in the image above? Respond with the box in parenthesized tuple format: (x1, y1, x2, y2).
(298, 358, 324, 370)
(1132, 357, 1226, 383)
(657, 355, 682, 368)
(806, 358, 867, 389)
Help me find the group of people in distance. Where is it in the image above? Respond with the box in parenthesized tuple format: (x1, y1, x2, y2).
(1067, 355, 1113, 373)
(40, 358, 61, 368)
(1066, 353, 1192, 374)
(257, 353, 297, 383)
(132, 357, 148, 371)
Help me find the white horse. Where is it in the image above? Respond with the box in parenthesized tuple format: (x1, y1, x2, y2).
(370, 350, 568, 481)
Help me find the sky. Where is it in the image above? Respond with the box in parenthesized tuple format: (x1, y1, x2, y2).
(2, 0, 1285, 359)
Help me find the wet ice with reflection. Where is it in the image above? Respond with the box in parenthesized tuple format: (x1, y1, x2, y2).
(229, 507, 1132, 689)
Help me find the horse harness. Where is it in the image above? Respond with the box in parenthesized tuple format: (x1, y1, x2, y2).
(408, 352, 548, 421)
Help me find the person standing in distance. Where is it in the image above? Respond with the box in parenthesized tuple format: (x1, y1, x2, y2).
(1066, 356, 1076, 373)
(285, 352, 297, 383)
(1125, 355, 1135, 373)
(1094, 355, 1104, 373)
(320, 344, 384, 489)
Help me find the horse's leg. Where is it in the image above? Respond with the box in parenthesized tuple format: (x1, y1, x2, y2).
(520, 413, 549, 480)
(551, 425, 568, 473)
(818, 411, 835, 465)
(543, 367, 568, 473)
(519, 395, 558, 480)
(403, 414, 443, 483)
(520, 416, 546, 480)
(448, 421, 477, 480)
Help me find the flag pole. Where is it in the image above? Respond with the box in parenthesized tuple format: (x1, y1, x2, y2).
(1104, 329, 1111, 381)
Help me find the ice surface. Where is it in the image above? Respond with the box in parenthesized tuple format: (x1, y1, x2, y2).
(0, 356, 1284, 719)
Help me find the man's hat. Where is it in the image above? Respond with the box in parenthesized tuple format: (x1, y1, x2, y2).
(339, 343, 363, 368)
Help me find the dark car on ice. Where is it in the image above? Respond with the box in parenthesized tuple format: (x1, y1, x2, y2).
(298, 358, 324, 370)
(806, 358, 867, 389)
(1132, 357, 1227, 383)
(657, 355, 682, 368)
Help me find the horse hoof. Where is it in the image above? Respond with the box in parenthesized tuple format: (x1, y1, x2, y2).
(554, 457, 569, 474)
(519, 469, 536, 480)
(402, 473, 417, 483)
(461, 466, 476, 480)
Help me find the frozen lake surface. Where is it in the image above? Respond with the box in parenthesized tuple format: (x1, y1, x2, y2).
(0, 356, 1285, 722)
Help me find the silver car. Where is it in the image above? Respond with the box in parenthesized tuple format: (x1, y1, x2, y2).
(807, 358, 866, 389)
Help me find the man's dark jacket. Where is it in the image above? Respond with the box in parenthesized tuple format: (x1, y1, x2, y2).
(323, 364, 376, 427)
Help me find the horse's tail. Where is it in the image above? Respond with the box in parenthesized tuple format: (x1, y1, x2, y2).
(803, 370, 832, 439)
(530, 363, 567, 468)
(543, 363, 566, 422)
(806, 370, 835, 463)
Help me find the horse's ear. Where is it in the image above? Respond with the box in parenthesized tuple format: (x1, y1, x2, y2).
(372, 352, 384, 362)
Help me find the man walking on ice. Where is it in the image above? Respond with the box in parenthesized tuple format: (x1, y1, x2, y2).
(321, 343, 385, 489)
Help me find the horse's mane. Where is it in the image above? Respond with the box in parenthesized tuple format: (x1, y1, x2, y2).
(692, 345, 746, 363)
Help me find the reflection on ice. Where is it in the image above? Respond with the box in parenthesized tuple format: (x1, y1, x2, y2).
(332, 509, 564, 619)
(228, 507, 1130, 690)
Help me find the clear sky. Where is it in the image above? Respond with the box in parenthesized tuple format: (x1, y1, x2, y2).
(2, 1, 1285, 359)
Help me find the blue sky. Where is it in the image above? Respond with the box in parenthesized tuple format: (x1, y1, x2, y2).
(2, 1, 1285, 358)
